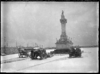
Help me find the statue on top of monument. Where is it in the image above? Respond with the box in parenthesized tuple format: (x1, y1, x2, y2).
(61, 10, 65, 19)
(62, 10, 64, 15)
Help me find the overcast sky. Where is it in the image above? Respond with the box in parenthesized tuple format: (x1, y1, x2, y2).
(1, 2, 99, 47)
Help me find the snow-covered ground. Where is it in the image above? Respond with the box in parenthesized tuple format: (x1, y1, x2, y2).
(1, 47, 99, 73)
(1, 54, 18, 61)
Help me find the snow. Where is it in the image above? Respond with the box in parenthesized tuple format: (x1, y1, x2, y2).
(46, 49, 55, 53)
(1, 54, 18, 62)
(1, 47, 98, 73)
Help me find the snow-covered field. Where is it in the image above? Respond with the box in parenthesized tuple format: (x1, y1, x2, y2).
(1, 54, 18, 61)
(1, 47, 99, 73)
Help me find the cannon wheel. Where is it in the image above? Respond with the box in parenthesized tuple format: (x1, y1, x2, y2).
(39, 55, 44, 60)
(69, 53, 75, 58)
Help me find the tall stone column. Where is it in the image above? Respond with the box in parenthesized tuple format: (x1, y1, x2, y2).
(60, 10, 67, 34)
(60, 10, 67, 40)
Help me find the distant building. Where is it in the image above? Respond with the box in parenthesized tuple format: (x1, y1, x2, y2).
(55, 10, 73, 49)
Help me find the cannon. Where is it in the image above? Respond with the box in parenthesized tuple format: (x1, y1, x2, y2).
(18, 47, 29, 58)
(30, 48, 52, 60)
(69, 47, 82, 58)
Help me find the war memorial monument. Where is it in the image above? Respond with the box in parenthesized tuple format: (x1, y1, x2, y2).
(55, 11, 73, 50)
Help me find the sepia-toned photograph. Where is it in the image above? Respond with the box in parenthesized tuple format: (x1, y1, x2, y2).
(1, 2, 99, 73)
